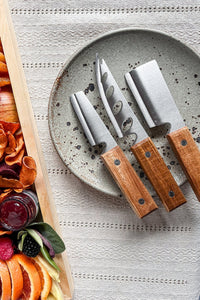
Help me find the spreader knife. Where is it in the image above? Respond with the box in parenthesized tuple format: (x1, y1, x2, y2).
(125, 59, 200, 201)
(96, 55, 186, 211)
(70, 91, 158, 218)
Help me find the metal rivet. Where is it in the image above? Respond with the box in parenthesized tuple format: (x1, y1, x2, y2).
(181, 139, 187, 146)
(169, 191, 175, 197)
(138, 198, 145, 205)
(145, 151, 151, 158)
(114, 159, 120, 166)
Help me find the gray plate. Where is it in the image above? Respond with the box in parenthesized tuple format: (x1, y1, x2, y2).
(48, 28, 200, 198)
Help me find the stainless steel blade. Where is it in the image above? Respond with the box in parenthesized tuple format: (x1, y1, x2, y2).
(70, 91, 117, 153)
(96, 54, 123, 138)
(125, 72, 155, 128)
(96, 55, 148, 143)
(126, 60, 185, 133)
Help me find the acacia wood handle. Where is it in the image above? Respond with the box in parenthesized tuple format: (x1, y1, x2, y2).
(101, 145, 158, 218)
(131, 137, 186, 211)
(167, 126, 200, 201)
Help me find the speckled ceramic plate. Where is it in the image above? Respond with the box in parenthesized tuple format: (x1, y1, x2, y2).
(48, 28, 200, 198)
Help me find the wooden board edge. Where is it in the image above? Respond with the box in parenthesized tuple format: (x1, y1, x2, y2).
(0, 0, 74, 298)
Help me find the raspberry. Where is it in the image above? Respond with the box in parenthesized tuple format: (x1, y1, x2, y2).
(22, 235, 40, 257)
(0, 237, 14, 260)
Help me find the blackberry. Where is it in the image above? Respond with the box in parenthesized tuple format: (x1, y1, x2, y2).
(22, 235, 40, 257)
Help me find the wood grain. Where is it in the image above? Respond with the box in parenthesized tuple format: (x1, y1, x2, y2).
(0, 0, 73, 298)
(167, 126, 200, 202)
(101, 145, 158, 218)
(131, 137, 186, 211)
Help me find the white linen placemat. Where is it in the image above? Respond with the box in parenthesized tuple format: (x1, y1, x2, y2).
(8, 0, 200, 298)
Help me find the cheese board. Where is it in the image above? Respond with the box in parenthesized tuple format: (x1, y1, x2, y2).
(0, 0, 74, 298)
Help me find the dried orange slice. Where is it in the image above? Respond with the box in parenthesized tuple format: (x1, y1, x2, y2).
(0, 40, 3, 53)
(0, 77, 10, 87)
(32, 256, 52, 299)
(0, 259, 12, 300)
(0, 61, 8, 74)
(0, 52, 6, 63)
(0, 128, 7, 160)
(13, 253, 42, 300)
(0, 176, 24, 189)
(6, 256, 23, 300)
(0, 229, 12, 235)
(5, 132, 25, 166)
(19, 156, 37, 188)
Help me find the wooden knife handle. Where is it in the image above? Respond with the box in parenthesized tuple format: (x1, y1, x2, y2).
(131, 137, 186, 211)
(101, 145, 158, 218)
(167, 126, 200, 201)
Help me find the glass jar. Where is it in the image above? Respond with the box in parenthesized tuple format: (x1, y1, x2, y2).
(0, 190, 39, 231)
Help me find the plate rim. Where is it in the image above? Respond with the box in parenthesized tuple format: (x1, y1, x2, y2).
(48, 27, 200, 197)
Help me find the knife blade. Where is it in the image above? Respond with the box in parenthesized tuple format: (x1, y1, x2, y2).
(96, 55, 186, 211)
(70, 91, 158, 218)
(125, 59, 200, 201)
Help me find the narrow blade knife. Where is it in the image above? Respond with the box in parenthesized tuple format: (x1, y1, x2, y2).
(96, 55, 186, 211)
(70, 91, 158, 218)
(125, 59, 200, 201)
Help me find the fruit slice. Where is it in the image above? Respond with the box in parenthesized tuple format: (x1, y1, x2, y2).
(0, 229, 12, 235)
(0, 259, 12, 300)
(32, 256, 52, 300)
(36, 255, 60, 282)
(6, 256, 23, 300)
(0, 40, 3, 53)
(47, 294, 56, 300)
(0, 61, 8, 74)
(13, 253, 42, 300)
(0, 52, 6, 63)
(0, 86, 19, 123)
(50, 280, 64, 300)
(0, 78, 10, 87)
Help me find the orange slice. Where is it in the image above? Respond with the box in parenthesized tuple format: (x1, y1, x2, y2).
(6, 256, 23, 300)
(0, 259, 12, 300)
(32, 257, 52, 299)
(13, 253, 42, 300)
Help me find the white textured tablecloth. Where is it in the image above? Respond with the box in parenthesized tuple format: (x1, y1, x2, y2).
(7, 0, 200, 299)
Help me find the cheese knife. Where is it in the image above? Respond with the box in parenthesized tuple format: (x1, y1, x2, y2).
(96, 55, 186, 211)
(70, 91, 158, 218)
(125, 59, 200, 201)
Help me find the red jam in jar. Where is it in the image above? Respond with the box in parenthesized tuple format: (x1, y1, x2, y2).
(0, 190, 39, 231)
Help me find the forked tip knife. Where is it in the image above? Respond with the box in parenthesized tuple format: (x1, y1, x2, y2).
(96, 55, 187, 211)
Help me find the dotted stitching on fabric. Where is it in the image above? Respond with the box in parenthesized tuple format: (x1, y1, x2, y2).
(72, 272, 188, 284)
(11, 7, 200, 15)
(48, 168, 68, 175)
(22, 62, 64, 69)
(34, 114, 48, 120)
(59, 221, 191, 232)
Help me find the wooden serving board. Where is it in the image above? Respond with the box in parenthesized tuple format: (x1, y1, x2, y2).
(0, 0, 74, 298)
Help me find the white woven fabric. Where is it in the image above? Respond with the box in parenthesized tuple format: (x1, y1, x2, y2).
(8, 0, 200, 299)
